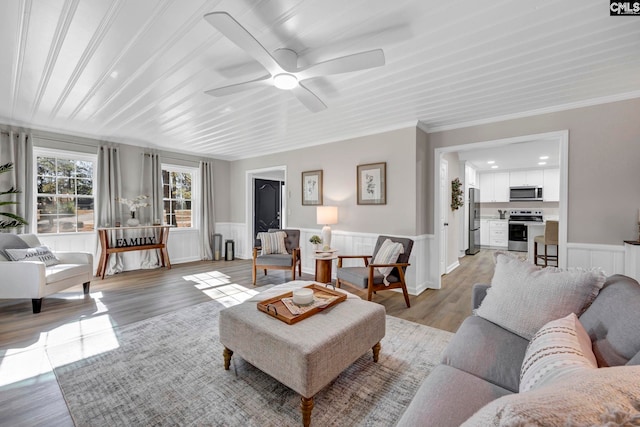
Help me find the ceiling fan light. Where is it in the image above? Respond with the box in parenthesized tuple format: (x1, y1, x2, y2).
(273, 73, 298, 90)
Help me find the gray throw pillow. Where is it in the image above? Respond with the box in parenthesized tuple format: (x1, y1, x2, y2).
(0, 233, 31, 261)
(475, 252, 606, 340)
(5, 246, 61, 266)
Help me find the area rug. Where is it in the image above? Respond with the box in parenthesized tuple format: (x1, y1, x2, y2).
(47, 300, 453, 426)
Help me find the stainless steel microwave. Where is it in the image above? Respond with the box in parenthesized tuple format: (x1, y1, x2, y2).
(509, 186, 543, 202)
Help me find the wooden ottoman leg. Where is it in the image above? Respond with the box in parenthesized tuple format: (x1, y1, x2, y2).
(301, 396, 314, 427)
(223, 347, 233, 370)
(372, 342, 381, 362)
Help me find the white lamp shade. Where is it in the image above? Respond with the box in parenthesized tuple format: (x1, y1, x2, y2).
(316, 206, 338, 225)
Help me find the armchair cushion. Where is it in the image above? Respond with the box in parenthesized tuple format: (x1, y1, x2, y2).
(256, 231, 288, 255)
(255, 254, 294, 267)
(336, 266, 400, 288)
(5, 246, 61, 266)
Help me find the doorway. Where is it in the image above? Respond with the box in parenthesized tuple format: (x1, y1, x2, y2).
(254, 178, 282, 234)
(245, 166, 287, 255)
(433, 131, 569, 288)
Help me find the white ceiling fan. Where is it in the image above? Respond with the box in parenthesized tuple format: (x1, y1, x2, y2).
(203, 12, 385, 113)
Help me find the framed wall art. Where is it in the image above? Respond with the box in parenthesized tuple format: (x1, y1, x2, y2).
(302, 170, 323, 206)
(357, 162, 386, 205)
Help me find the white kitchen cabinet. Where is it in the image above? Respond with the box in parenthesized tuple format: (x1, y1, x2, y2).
(479, 172, 510, 202)
(465, 163, 478, 187)
(510, 169, 544, 187)
(489, 220, 508, 248)
(480, 219, 490, 246)
(543, 168, 560, 202)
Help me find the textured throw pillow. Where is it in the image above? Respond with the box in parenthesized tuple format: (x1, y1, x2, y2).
(461, 366, 640, 427)
(0, 233, 30, 261)
(475, 252, 606, 340)
(257, 231, 288, 255)
(373, 239, 404, 285)
(520, 313, 597, 392)
(5, 246, 61, 266)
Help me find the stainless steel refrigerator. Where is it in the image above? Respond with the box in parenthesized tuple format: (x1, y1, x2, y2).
(466, 188, 480, 255)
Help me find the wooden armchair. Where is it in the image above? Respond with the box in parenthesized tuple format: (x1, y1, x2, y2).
(336, 235, 413, 307)
(252, 229, 301, 285)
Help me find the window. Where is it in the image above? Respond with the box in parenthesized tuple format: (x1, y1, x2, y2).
(162, 166, 194, 228)
(35, 150, 96, 234)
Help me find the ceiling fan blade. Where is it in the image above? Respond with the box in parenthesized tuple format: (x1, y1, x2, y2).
(291, 83, 327, 113)
(297, 49, 385, 80)
(204, 12, 282, 76)
(204, 75, 272, 97)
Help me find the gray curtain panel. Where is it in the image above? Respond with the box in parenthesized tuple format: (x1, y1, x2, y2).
(96, 145, 123, 275)
(0, 130, 33, 233)
(200, 161, 216, 260)
(138, 152, 163, 268)
(141, 152, 163, 224)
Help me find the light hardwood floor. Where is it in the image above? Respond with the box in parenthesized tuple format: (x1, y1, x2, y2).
(0, 249, 498, 426)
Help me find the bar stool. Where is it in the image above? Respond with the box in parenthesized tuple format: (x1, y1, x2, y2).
(534, 220, 559, 267)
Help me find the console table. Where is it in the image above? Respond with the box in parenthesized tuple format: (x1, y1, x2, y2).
(97, 225, 172, 279)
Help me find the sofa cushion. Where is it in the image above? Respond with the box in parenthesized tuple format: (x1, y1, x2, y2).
(520, 313, 597, 392)
(396, 364, 512, 427)
(5, 246, 60, 266)
(0, 233, 31, 261)
(46, 263, 91, 283)
(441, 316, 529, 393)
(461, 366, 640, 427)
(579, 274, 640, 367)
(475, 252, 606, 340)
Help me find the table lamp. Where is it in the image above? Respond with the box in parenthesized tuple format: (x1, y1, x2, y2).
(316, 206, 338, 250)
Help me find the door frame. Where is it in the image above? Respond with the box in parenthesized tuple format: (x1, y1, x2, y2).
(433, 130, 569, 288)
(245, 166, 287, 255)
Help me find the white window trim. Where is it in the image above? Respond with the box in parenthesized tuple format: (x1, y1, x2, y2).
(33, 147, 97, 235)
(162, 164, 199, 231)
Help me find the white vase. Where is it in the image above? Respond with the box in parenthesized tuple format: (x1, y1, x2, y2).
(127, 211, 139, 227)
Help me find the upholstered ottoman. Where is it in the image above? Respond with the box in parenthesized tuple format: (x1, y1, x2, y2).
(219, 281, 386, 426)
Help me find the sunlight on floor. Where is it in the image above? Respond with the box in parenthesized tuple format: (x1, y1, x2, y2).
(0, 314, 119, 387)
(183, 270, 261, 307)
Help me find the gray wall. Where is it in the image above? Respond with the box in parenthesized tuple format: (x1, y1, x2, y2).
(229, 127, 419, 236)
(428, 97, 640, 244)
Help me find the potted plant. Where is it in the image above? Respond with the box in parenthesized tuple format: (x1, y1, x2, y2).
(0, 163, 28, 230)
(309, 235, 322, 251)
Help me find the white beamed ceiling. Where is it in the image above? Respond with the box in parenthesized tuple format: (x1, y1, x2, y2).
(1, 0, 639, 160)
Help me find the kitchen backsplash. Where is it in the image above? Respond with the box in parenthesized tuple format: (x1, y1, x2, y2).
(480, 202, 559, 219)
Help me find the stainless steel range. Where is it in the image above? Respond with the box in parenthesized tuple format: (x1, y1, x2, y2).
(508, 210, 544, 252)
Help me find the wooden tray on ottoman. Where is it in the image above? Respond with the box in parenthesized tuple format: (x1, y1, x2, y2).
(257, 284, 347, 325)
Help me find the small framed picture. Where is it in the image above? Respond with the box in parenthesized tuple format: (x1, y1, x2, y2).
(302, 170, 323, 206)
(357, 162, 386, 205)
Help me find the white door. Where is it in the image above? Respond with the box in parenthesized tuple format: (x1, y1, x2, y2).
(440, 159, 448, 275)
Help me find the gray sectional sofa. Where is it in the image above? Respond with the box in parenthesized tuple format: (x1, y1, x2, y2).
(396, 274, 640, 426)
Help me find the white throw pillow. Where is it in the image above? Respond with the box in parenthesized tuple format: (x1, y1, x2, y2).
(475, 252, 606, 340)
(520, 313, 597, 392)
(5, 245, 60, 266)
(373, 239, 404, 285)
(461, 366, 640, 427)
(256, 231, 288, 255)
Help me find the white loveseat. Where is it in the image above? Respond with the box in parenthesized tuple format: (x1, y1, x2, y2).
(0, 233, 93, 313)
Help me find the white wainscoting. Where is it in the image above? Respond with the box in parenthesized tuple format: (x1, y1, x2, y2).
(214, 222, 248, 259)
(166, 229, 200, 264)
(566, 242, 625, 275)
